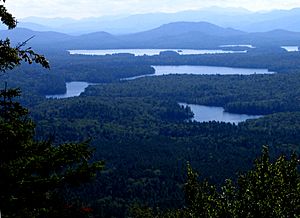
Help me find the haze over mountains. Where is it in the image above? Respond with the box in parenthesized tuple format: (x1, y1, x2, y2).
(2, 21, 300, 51)
(16, 7, 300, 34)
(1, 7, 300, 51)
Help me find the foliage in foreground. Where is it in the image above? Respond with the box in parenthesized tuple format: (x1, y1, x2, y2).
(0, 1, 104, 216)
(0, 0, 49, 72)
(132, 147, 300, 218)
(0, 87, 104, 218)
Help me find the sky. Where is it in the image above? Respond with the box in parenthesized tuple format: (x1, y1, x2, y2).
(5, 0, 300, 19)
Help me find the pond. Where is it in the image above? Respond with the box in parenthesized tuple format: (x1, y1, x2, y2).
(180, 103, 262, 124)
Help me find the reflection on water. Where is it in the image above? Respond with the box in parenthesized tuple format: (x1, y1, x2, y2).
(180, 103, 262, 124)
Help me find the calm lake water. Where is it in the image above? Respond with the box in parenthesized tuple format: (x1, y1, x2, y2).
(220, 44, 255, 48)
(153, 65, 274, 75)
(180, 103, 262, 124)
(68, 49, 246, 56)
(46, 82, 92, 99)
(281, 46, 299, 52)
(124, 65, 275, 80)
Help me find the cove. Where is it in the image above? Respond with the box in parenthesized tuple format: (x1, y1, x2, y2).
(46, 82, 92, 99)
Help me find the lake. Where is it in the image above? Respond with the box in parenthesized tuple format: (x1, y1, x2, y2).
(46, 82, 92, 99)
(46, 66, 275, 98)
(281, 46, 299, 52)
(180, 103, 262, 124)
(68, 49, 246, 56)
(220, 44, 255, 48)
(153, 65, 274, 75)
(123, 65, 275, 80)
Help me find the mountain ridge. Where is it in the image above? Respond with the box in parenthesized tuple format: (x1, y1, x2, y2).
(18, 7, 300, 34)
(2, 21, 300, 50)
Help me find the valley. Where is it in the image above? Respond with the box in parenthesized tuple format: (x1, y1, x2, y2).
(6, 49, 300, 217)
(1, 4, 300, 217)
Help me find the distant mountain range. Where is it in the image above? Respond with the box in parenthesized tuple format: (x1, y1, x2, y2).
(16, 7, 300, 34)
(2, 21, 300, 51)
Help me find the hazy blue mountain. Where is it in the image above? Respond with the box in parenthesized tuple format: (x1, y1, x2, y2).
(119, 24, 300, 49)
(70, 32, 123, 49)
(93, 7, 251, 34)
(20, 15, 132, 35)
(18, 7, 252, 34)
(0, 28, 122, 50)
(244, 29, 300, 46)
(2, 22, 300, 50)
(0, 28, 73, 52)
(117, 22, 245, 48)
(127, 21, 244, 38)
(18, 7, 300, 34)
(18, 22, 55, 32)
(0, 28, 71, 43)
(21, 17, 76, 28)
(238, 8, 300, 32)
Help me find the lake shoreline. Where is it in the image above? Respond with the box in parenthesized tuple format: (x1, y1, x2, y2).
(180, 103, 262, 124)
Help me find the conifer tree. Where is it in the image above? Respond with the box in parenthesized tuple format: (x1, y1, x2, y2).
(0, 1, 104, 217)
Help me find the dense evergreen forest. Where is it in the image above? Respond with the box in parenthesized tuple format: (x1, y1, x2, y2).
(4, 49, 300, 99)
(2, 48, 299, 217)
(1, 0, 300, 216)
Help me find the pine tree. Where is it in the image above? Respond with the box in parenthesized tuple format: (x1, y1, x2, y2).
(0, 1, 104, 217)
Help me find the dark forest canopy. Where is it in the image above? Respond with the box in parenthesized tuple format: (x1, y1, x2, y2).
(82, 73, 300, 115)
(3, 49, 300, 104)
(132, 147, 300, 218)
(29, 86, 300, 217)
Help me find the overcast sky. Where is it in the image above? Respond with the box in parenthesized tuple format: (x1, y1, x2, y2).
(5, 0, 300, 19)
